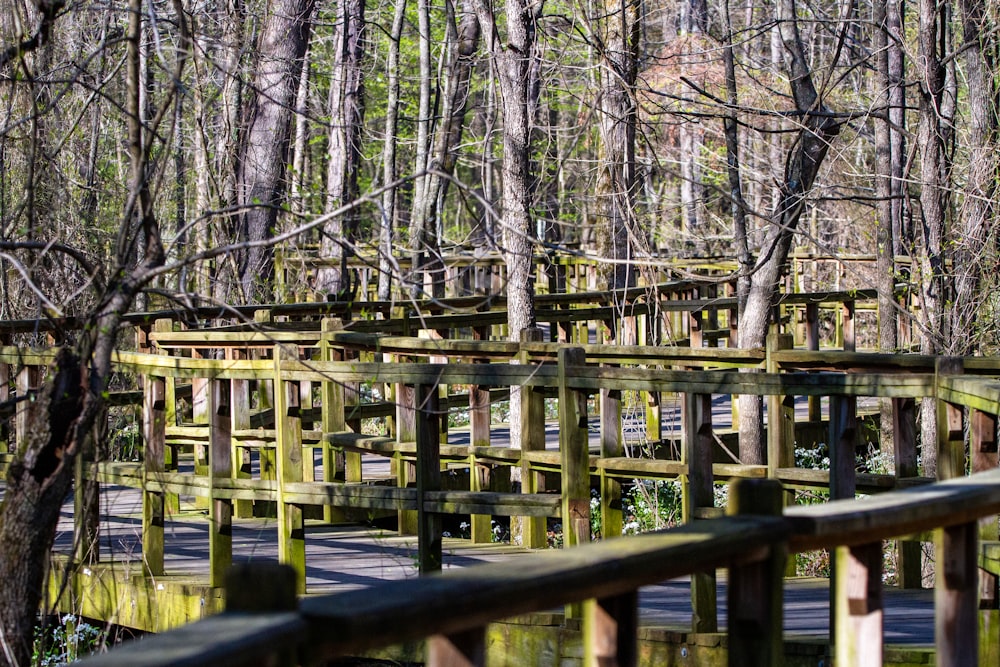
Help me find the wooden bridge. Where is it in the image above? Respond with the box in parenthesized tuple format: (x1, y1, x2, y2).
(0, 272, 995, 665)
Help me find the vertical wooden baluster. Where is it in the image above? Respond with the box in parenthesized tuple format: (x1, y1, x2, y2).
(209, 377, 233, 587)
(274, 345, 305, 593)
(416, 381, 442, 574)
(320, 318, 348, 523)
(428, 628, 486, 667)
(520, 328, 547, 548)
(892, 396, 921, 588)
(727, 478, 786, 667)
(684, 392, 716, 633)
(231, 348, 254, 518)
(805, 303, 821, 422)
(559, 347, 590, 549)
(142, 375, 165, 576)
(584, 591, 638, 667)
(972, 409, 999, 663)
(936, 357, 965, 481)
(936, 521, 978, 667)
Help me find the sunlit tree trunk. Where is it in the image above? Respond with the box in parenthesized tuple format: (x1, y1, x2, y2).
(317, 0, 365, 299)
(236, 0, 315, 302)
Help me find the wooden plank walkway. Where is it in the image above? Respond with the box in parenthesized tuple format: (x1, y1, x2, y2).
(52, 483, 935, 647)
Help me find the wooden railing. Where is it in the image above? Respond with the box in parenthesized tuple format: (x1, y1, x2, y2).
(0, 283, 974, 663)
(77, 468, 1000, 667)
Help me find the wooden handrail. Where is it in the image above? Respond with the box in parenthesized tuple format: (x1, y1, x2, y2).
(79, 470, 1000, 666)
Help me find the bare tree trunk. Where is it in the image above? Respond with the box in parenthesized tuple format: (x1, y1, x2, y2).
(0, 0, 179, 661)
(421, 0, 481, 295)
(379, 0, 407, 302)
(917, 0, 955, 475)
(317, 0, 365, 299)
(722, 0, 750, 312)
(737, 0, 841, 464)
(874, 0, 901, 458)
(236, 0, 315, 303)
(409, 0, 435, 297)
(950, 0, 996, 355)
(597, 0, 641, 298)
(471, 0, 539, 450)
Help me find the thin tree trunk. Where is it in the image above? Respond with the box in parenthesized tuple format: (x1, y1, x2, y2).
(950, 0, 996, 355)
(379, 0, 407, 302)
(737, 0, 842, 464)
(917, 0, 954, 475)
(317, 0, 365, 299)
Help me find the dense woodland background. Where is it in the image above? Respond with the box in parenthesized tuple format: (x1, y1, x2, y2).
(0, 0, 997, 663)
(0, 0, 996, 355)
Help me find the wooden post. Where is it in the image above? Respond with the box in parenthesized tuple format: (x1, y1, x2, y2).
(600, 377, 622, 541)
(255, 311, 277, 517)
(892, 396, 921, 588)
(683, 392, 717, 633)
(936, 521, 979, 667)
(225, 563, 298, 667)
(416, 382, 443, 574)
(469, 320, 493, 544)
(274, 345, 306, 594)
(209, 377, 233, 588)
(584, 591, 638, 667)
(765, 332, 795, 517)
(972, 409, 999, 663)
(520, 328, 547, 549)
(230, 349, 254, 519)
(191, 345, 210, 510)
(842, 300, 856, 352)
(428, 629, 486, 667)
(397, 371, 419, 535)
(805, 303, 821, 422)
(559, 347, 590, 549)
(829, 394, 857, 501)
(936, 357, 965, 481)
(727, 478, 786, 667)
(834, 541, 883, 666)
(320, 319, 349, 523)
(142, 375, 166, 577)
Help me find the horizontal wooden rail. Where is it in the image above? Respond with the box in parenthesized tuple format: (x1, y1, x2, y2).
(79, 469, 1000, 667)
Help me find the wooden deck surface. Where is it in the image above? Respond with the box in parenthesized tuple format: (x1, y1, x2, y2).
(52, 482, 935, 647)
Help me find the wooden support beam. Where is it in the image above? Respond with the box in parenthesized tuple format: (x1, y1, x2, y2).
(320, 319, 348, 523)
(683, 392, 717, 633)
(209, 377, 233, 588)
(805, 303, 821, 422)
(142, 375, 166, 577)
(274, 345, 306, 594)
(728, 478, 786, 667)
(936, 521, 978, 667)
(834, 541, 883, 666)
(230, 349, 254, 519)
(428, 628, 486, 667)
(972, 408, 999, 663)
(396, 361, 418, 535)
(765, 332, 795, 526)
(936, 357, 966, 481)
(416, 382, 443, 574)
(600, 378, 622, 540)
(584, 591, 638, 667)
(520, 328, 547, 549)
(893, 396, 921, 589)
(842, 300, 855, 352)
(559, 347, 590, 549)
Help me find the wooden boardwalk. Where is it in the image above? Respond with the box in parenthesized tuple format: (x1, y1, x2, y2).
(52, 482, 936, 648)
